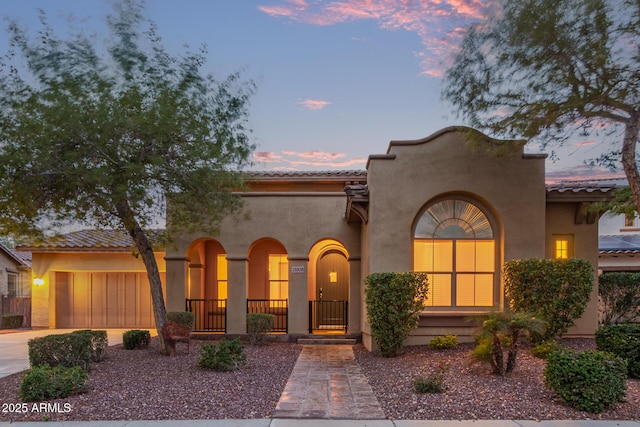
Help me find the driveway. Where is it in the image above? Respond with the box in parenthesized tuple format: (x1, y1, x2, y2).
(0, 329, 155, 378)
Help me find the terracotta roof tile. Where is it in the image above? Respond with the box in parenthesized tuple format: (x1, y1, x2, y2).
(17, 229, 164, 252)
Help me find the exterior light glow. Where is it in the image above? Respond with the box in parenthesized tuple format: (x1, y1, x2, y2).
(33, 278, 45, 286)
(329, 271, 338, 283)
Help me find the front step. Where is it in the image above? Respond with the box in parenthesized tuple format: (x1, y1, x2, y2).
(297, 338, 357, 345)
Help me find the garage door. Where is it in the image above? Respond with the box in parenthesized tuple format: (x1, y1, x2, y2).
(56, 272, 163, 328)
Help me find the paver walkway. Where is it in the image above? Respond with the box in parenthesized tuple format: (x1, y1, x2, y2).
(272, 345, 386, 419)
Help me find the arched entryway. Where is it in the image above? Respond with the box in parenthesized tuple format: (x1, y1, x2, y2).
(309, 239, 349, 333)
(186, 239, 227, 332)
(247, 238, 289, 332)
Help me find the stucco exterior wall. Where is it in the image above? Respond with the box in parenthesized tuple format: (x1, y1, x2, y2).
(362, 128, 547, 348)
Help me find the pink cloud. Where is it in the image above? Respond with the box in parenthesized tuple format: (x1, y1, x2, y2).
(254, 149, 367, 169)
(575, 140, 597, 147)
(297, 99, 332, 110)
(258, 0, 500, 76)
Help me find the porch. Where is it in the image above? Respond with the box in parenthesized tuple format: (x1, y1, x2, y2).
(185, 299, 348, 334)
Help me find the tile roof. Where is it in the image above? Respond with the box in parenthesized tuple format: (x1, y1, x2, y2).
(17, 229, 164, 252)
(0, 241, 31, 268)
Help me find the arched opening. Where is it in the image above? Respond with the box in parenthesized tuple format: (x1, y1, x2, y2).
(247, 238, 289, 332)
(186, 239, 227, 332)
(308, 239, 349, 333)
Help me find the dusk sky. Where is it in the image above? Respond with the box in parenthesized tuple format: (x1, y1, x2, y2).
(0, 0, 626, 183)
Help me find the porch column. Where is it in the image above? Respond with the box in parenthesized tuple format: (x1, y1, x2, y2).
(288, 255, 309, 334)
(227, 256, 248, 334)
(164, 256, 189, 312)
(348, 256, 362, 334)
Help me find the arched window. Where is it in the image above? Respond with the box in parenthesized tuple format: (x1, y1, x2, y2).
(413, 199, 496, 308)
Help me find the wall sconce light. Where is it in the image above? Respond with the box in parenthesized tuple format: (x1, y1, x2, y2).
(33, 278, 45, 286)
(329, 271, 337, 283)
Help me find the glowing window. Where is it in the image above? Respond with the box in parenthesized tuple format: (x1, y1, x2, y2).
(554, 235, 574, 259)
(217, 254, 228, 307)
(414, 199, 496, 308)
(268, 254, 288, 304)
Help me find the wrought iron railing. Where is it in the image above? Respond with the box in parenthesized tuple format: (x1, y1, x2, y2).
(308, 300, 348, 333)
(185, 299, 226, 332)
(246, 299, 288, 332)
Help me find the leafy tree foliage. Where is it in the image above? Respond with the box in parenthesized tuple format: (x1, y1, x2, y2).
(443, 0, 640, 211)
(0, 0, 255, 352)
(365, 272, 429, 357)
(503, 258, 594, 342)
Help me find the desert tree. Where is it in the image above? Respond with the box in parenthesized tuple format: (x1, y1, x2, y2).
(443, 0, 640, 210)
(0, 0, 255, 352)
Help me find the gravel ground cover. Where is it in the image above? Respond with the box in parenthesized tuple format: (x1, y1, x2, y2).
(354, 339, 640, 421)
(0, 337, 639, 421)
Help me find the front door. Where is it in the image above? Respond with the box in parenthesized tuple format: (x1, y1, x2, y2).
(315, 251, 348, 327)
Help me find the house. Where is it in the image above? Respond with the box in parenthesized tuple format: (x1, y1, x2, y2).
(21, 127, 613, 350)
(0, 241, 32, 327)
(599, 204, 640, 272)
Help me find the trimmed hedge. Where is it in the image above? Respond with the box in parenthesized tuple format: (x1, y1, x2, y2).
(28, 333, 94, 370)
(198, 338, 246, 371)
(123, 329, 151, 350)
(544, 349, 627, 413)
(72, 330, 108, 362)
(596, 323, 640, 378)
(20, 365, 88, 402)
(1, 313, 24, 329)
(504, 258, 593, 342)
(365, 272, 429, 357)
(599, 272, 640, 325)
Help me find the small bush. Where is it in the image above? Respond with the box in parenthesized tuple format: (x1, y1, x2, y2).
(530, 340, 561, 360)
(414, 362, 449, 394)
(198, 338, 247, 371)
(595, 323, 640, 378)
(167, 311, 195, 329)
(544, 349, 627, 413)
(123, 330, 151, 350)
(365, 272, 429, 357)
(247, 313, 274, 346)
(20, 365, 89, 402)
(72, 330, 108, 362)
(1, 313, 24, 329)
(429, 334, 459, 350)
(28, 333, 93, 370)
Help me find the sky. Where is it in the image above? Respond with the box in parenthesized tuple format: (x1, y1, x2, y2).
(0, 0, 626, 183)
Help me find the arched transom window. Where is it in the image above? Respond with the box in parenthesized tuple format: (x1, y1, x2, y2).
(414, 199, 496, 308)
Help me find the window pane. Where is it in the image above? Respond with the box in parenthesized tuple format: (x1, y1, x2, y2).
(426, 274, 451, 306)
(456, 274, 494, 306)
(217, 254, 228, 281)
(455, 274, 475, 306)
(475, 274, 494, 306)
(269, 255, 288, 280)
(456, 241, 476, 271)
(414, 240, 453, 271)
(475, 241, 494, 271)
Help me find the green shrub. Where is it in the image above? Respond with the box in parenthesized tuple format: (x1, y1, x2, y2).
(1, 313, 24, 329)
(247, 313, 274, 346)
(198, 338, 246, 371)
(504, 258, 593, 342)
(28, 333, 94, 370)
(414, 361, 449, 394)
(429, 334, 459, 350)
(595, 323, 640, 378)
(365, 272, 429, 357)
(544, 349, 627, 413)
(530, 340, 561, 360)
(71, 330, 108, 362)
(20, 365, 89, 402)
(167, 311, 195, 329)
(599, 272, 640, 325)
(123, 330, 151, 350)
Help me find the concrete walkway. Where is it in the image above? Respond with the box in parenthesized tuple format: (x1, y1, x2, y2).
(272, 344, 385, 419)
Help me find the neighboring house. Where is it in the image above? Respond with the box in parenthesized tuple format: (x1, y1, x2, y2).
(0, 241, 32, 327)
(20, 127, 614, 350)
(599, 205, 640, 272)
